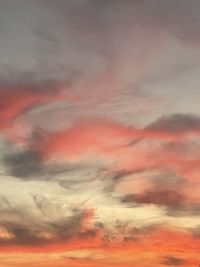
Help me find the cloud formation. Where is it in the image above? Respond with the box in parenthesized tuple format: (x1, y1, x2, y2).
(0, 1, 200, 267)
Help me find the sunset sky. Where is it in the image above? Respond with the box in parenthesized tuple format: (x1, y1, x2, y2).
(0, 1, 200, 266)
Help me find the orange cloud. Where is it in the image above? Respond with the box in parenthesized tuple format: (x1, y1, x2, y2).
(32, 119, 200, 184)
(0, 227, 199, 267)
(0, 84, 65, 130)
(35, 117, 200, 155)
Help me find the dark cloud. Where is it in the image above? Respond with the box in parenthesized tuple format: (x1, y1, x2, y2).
(0, 222, 50, 246)
(49, 210, 96, 240)
(2, 141, 86, 181)
(121, 190, 184, 208)
(121, 188, 200, 217)
(3, 150, 43, 179)
(147, 113, 200, 134)
(0, 206, 97, 247)
(167, 203, 200, 217)
(162, 256, 185, 266)
(118, 169, 185, 206)
(152, 170, 186, 186)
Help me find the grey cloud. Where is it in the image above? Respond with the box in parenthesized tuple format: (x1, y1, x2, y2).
(123, 113, 200, 147)
(0, 74, 65, 94)
(162, 256, 185, 266)
(121, 187, 200, 217)
(115, 169, 185, 205)
(121, 190, 184, 208)
(147, 113, 200, 133)
(0, 205, 98, 247)
(0, 222, 50, 246)
(1, 0, 200, 82)
(49, 210, 97, 240)
(0, 0, 111, 82)
(3, 150, 43, 179)
(2, 140, 88, 181)
(167, 203, 200, 217)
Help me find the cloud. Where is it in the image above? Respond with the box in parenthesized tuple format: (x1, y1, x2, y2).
(0, 204, 99, 249)
(2, 141, 95, 181)
(3, 150, 43, 179)
(167, 203, 200, 217)
(0, 1, 200, 265)
(147, 113, 200, 134)
(121, 189, 184, 208)
(119, 177, 200, 217)
(32, 115, 200, 164)
(0, 79, 65, 132)
(162, 256, 185, 266)
(6, 114, 199, 186)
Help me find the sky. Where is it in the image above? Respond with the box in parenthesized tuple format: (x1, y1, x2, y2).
(0, 0, 200, 266)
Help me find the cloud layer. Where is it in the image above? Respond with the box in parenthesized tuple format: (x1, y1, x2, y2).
(0, 1, 200, 266)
